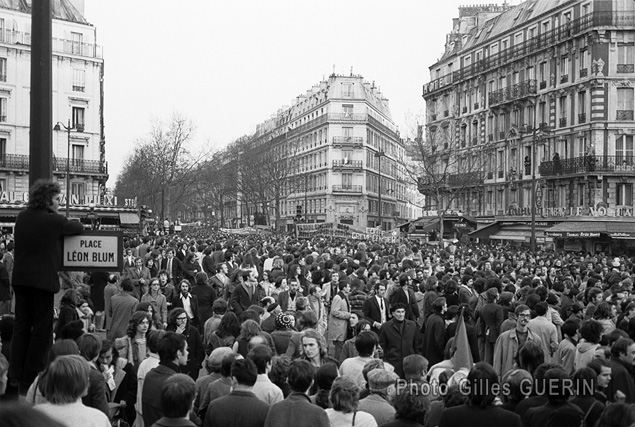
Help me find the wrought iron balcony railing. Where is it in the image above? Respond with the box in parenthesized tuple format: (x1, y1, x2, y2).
(617, 110, 634, 120)
(53, 157, 108, 175)
(489, 80, 537, 106)
(332, 185, 362, 193)
(0, 29, 103, 58)
(332, 136, 364, 148)
(617, 64, 635, 73)
(448, 171, 484, 187)
(539, 155, 635, 177)
(332, 159, 363, 169)
(0, 154, 107, 175)
(423, 12, 635, 97)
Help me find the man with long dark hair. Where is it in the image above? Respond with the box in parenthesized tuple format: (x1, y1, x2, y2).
(9, 179, 83, 394)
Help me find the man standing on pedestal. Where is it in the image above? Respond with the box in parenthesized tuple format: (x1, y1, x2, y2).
(9, 180, 84, 394)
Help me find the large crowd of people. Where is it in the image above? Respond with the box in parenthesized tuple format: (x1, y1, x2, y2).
(3, 223, 635, 426)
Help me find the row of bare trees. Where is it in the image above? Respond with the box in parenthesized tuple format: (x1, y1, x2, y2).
(115, 113, 303, 229)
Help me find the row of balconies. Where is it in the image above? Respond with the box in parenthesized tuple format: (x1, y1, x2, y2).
(423, 11, 634, 97)
(415, 155, 635, 195)
(539, 155, 635, 177)
(0, 153, 107, 175)
(0, 29, 103, 59)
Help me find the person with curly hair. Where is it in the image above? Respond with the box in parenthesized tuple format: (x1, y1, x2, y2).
(10, 179, 83, 393)
(380, 386, 432, 427)
(114, 311, 150, 372)
(166, 307, 204, 380)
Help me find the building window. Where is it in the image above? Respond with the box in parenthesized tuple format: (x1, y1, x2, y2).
(0, 97, 6, 122)
(617, 88, 634, 120)
(618, 43, 635, 73)
(617, 183, 633, 206)
(559, 96, 567, 127)
(616, 135, 634, 164)
(72, 107, 85, 131)
(560, 56, 569, 82)
(578, 91, 587, 123)
(342, 104, 353, 118)
(72, 144, 84, 168)
(72, 69, 85, 92)
(71, 182, 85, 201)
(539, 62, 547, 83)
(578, 183, 586, 206)
(341, 83, 353, 98)
(342, 173, 352, 188)
(0, 58, 6, 82)
(71, 32, 83, 55)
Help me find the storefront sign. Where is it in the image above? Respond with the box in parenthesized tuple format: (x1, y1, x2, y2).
(62, 231, 122, 271)
(0, 191, 134, 208)
(508, 205, 635, 218)
(545, 231, 601, 238)
(609, 231, 635, 238)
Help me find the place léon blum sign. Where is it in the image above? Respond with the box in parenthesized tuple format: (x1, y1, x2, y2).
(61, 231, 123, 271)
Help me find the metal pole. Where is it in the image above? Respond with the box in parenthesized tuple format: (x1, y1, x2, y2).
(66, 120, 71, 217)
(304, 173, 308, 223)
(378, 152, 382, 230)
(29, 0, 53, 185)
(531, 109, 537, 253)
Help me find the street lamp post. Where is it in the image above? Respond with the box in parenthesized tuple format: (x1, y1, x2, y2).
(53, 119, 76, 217)
(520, 109, 551, 253)
(374, 150, 385, 230)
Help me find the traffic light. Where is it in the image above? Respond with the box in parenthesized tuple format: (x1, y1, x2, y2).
(296, 205, 302, 216)
(140, 205, 152, 221)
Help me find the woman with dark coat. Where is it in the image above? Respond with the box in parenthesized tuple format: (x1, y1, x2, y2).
(181, 252, 201, 284)
(55, 289, 80, 339)
(190, 272, 216, 328)
(166, 307, 204, 380)
(96, 339, 137, 424)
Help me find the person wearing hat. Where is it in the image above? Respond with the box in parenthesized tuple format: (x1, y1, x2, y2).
(357, 368, 399, 425)
(193, 346, 233, 415)
(379, 302, 417, 378)
(271, 313, 295, 355)
(260, 303, 281, 334)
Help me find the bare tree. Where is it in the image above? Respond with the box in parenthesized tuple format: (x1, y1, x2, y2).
(115, 113, 213, 220)
(401, 118, 486, 246)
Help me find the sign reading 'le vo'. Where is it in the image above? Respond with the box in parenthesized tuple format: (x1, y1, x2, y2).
(61, 231, 123, 271)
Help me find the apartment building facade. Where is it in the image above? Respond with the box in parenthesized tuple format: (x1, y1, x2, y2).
(220, 73, 421, 232)
(0, 0, 108, 228)
(422, 0, 635, 253)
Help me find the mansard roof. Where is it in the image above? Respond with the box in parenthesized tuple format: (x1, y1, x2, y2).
(0, 0, 89, 25)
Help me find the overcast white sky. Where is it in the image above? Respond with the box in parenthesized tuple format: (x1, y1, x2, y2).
(83, 0, 517, 186)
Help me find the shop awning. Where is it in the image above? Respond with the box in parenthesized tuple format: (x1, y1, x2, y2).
(545, 221, 635, 239)
(119, 212, 140, 225)
(468, 221, 501, 239)
(490, 230, 527, 241)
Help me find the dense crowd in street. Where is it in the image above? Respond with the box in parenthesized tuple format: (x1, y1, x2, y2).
(5, 213, 635, 426)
